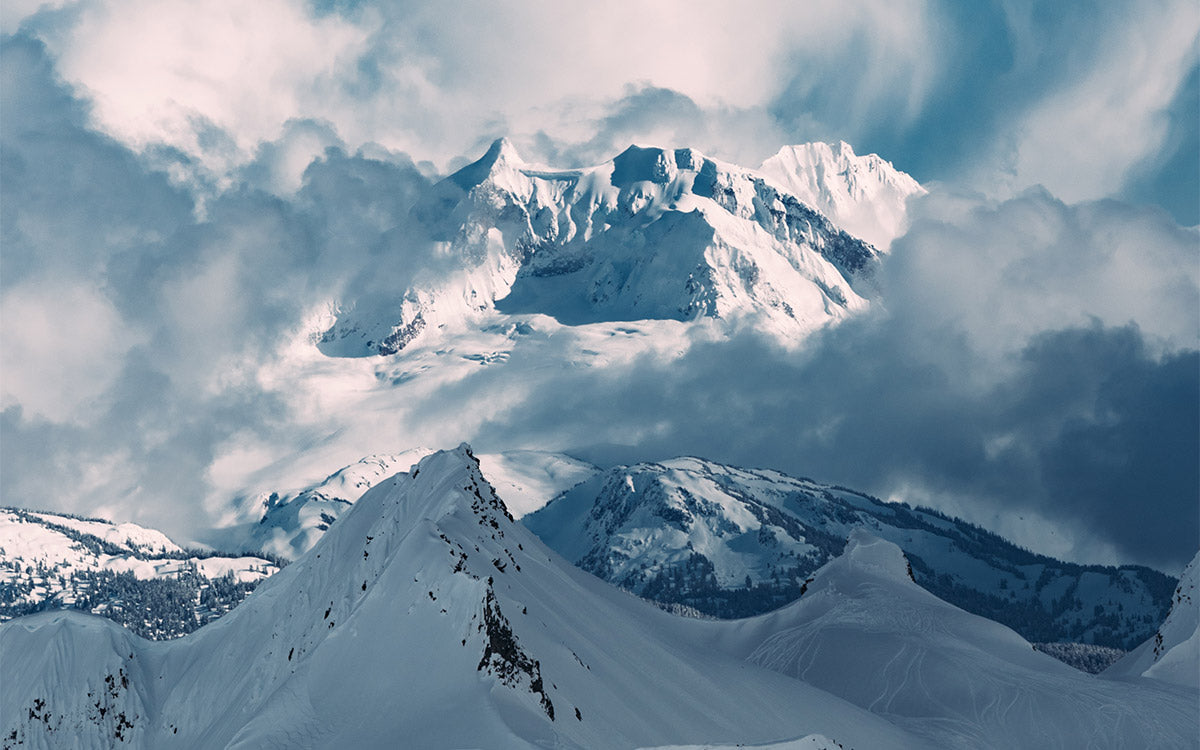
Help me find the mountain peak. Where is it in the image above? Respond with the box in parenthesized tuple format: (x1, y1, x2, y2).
(449, 136, 525, 190)
(610, 144, 697, 185)
(485, 136, 523, 165)
(760, 141, 924, 250)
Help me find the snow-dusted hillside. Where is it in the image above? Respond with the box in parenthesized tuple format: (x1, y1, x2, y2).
(0, 447, 924, 750)
(212, 449, 598, 560)
(4, 448, 1192, 749)
(0, 508, 278, 640)
(1105, 551, 1199, 689)
(319, 139, 885, 357)
(760, 141, 925, 251)
(707, 531, 1196, 749)
(523, 457, 1173, 648)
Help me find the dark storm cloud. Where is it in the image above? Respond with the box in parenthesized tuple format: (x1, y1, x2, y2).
(470, 318, 1197, 573)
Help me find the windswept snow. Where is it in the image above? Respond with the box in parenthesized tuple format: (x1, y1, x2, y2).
(703, 531, 1197, 749)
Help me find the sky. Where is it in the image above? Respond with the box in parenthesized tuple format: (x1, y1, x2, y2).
(1, 0, 1198, 572)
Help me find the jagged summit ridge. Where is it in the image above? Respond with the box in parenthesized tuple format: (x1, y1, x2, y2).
(319, 138, 893, 357)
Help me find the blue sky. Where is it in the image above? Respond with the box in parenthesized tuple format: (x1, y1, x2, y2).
(1, 0, 1197, 570)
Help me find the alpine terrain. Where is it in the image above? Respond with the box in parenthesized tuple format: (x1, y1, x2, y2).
(2, 447, 1194, 749)
(0, 508, 279, 640)
(523, 457, 1174, 649)
(317, 139, 894, 357)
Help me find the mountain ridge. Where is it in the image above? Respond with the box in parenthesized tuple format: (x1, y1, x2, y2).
(4, 447, 1192, 748)
(318, 139, 910, 357)
(523, 455, 1175, 648)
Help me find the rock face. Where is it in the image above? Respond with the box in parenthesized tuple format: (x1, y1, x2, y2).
(318, 139, 889, 357)
(523, 457, 1175, 648)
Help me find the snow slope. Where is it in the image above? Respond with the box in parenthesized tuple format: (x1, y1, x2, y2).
(705, 531, 1197, 749)
(318, 140, 881, 357)
(1104, 550, 1199, 689)
(523, 457, 1173, 648)
(0, 446, 922, 749)
(759, 141, 925, 251)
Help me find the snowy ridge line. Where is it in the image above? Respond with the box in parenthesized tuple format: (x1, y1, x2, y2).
(3, 507, 289, 566)
(0, 445, 931, 748)
(524, 456, 1176, 649)
(1104, 550, 1199, 689)
(1, 446, 1194, 748)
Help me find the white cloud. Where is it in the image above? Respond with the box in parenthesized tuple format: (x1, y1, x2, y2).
(891, 188, 1200, 359)
(23, 0, 941, 174)
(41, 0, 371, 175)
(985, 0, 1199, 202)
(0, 280, 139, 423)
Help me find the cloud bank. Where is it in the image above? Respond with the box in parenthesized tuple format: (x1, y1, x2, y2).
(10, 0, 1197, 221)
(1, 3, 1197, 574)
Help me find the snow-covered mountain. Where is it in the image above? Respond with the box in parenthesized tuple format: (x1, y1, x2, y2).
(523, 457, 1174, 648)
(3, 447, 1192, 749)
(0, 447, 925, 749)
(212, 449, 598, 560)
(319, 139, 889, 357)
(0, 508, 278, 640)
(760, 141, 925, 251)
(718, 530, 1197, 749)
(1105, 550, 1199, 689)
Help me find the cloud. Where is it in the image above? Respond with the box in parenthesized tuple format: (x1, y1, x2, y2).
(887, 187, 1200, 355)
(989, 0, 1200, 204)
(0, 280, 139, 423)
(0, 35, 431, 539)
(30, 0, 372, 177)
(13, 0, 941, 176)
(1, 22, 1196, 575)
(11, 0, 1195, 225)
